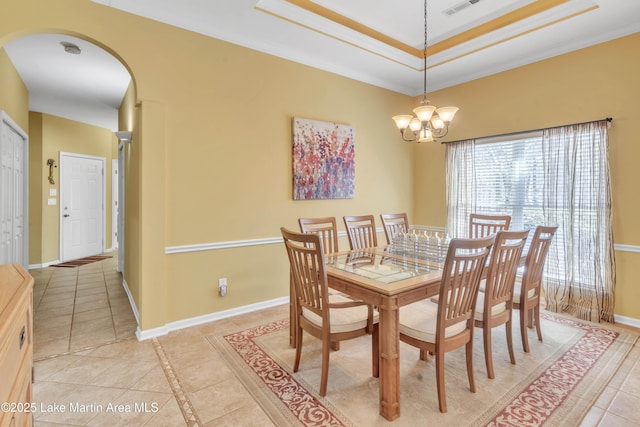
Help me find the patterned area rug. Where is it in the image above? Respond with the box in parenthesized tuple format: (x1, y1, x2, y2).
(52, 255, 112, 268)
(207, 312, 637, 426)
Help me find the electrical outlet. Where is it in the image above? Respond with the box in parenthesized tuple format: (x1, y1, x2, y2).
(218, 278, 227, 297)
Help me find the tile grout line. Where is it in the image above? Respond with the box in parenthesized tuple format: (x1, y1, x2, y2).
(102, 264, 119, 340)
(33, 269, 53, 311)
(33, 337, 136, 363)
(67, 268, 79, 354)
(151, 337, 202, 427)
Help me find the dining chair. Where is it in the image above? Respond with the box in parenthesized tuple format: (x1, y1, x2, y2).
(469, 213, 511, 238)
(294, 217, 342, 348)
(474, 230, 529, 379)
(343, 215, 378, 249)
(298, 217, 340, 254)
(280, 227, 379, 396)
(399, 235, 495, 412)
(380, 213, 410, 244)
(299, 216, 351, 350)
(512, 225, 558, 353)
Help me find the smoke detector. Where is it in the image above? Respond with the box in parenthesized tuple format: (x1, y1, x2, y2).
(60, 41, 81, 55)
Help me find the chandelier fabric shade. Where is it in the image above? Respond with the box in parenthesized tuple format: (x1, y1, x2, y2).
(392, 0, 458, 143)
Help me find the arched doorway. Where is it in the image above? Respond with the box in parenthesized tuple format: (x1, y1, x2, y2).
(2, 32, 138, 356)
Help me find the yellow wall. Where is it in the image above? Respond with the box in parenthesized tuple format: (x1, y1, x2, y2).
(28, 113, 43, 262)
(152, 37, 414, 325)
(117, 82, 140, 307)
(0, 48, 28, 131)
(414, 33, 640, 320)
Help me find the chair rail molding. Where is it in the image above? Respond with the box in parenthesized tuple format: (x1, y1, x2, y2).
(165, 229, 385, 254)
(167, 236, 639, 255)
(614, 244, 640, 253)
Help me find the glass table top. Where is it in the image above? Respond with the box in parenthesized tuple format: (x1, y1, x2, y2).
(326, 249, 443, 284)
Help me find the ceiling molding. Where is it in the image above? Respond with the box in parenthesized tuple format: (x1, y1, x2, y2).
(431, 0, 574, 54)
(276, 0, 576, 59)
(7, 0, 639, 129)
(282, 0, 422, 57)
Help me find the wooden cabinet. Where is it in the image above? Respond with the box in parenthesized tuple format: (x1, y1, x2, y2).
(0, 264, 33, 427)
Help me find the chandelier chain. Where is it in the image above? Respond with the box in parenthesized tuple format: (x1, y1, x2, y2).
(423, 0, 427, 99)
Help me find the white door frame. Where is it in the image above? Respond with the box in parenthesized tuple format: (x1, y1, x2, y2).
(0, 110, 29, 268)
(117, 141, 125, 273)
(112, 159, 118, 251)
(59, 151, 106, 262)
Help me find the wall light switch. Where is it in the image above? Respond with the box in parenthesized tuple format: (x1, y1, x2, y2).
(47, 198, 57, 205)
(49, 188, 57, 196)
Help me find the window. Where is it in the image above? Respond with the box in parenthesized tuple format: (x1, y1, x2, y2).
(445, 120, 615, 322)
(467, 133, 545, 232)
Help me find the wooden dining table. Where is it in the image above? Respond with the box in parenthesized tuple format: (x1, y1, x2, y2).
(326, 246, 446, 421)
(287, 235, 528, 421)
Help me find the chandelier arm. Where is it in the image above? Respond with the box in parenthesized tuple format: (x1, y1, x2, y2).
(431, 126, 450, 139)
(399, 128, 419, 142)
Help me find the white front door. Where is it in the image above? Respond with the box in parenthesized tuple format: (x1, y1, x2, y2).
(0, 111, 28, 267)
(60, 152, 105, 261)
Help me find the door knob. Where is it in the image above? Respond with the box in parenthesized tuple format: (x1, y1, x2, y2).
(63, 214, 70, 218)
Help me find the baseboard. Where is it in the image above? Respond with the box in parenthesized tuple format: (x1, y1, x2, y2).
(136, 296, 289, 341)
(121, 277, 140, 326)
(28, 260, 60, 269)
(614, 314, 640, 329)
(131, 297, 639, 341)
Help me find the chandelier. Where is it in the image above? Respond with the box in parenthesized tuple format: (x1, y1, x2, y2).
(392, 0, 458, 143)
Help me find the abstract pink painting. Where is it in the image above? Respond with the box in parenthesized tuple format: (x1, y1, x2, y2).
(292, 117, 355, 200)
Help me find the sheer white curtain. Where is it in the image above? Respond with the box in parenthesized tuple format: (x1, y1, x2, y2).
(445, 120, 616, 323)
(541, 121, 616, 322)
(445, 139, 476, 238)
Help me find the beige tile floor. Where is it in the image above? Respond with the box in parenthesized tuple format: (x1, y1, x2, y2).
(29, 257, 640, 426)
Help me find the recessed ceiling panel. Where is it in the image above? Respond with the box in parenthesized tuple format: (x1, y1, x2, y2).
(310, 0, 534, 46)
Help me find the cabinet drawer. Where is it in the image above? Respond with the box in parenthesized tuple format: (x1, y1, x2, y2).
(0, 361, 33, 427)
(0, 299, 32, 405)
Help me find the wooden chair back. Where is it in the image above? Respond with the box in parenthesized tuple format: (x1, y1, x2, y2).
(475, 230, 528, 378)
(520, 225, 558, 301)
(484, 230, 529, 307)
(437, 236, 495, 334)
(298, 217, 340, 254)
(343, 215, 378, 249)
(469, 213, 511, 238)
(281, 227, 328, 320)
(380, 213, 409, 244)
(513, 225, 557, 352)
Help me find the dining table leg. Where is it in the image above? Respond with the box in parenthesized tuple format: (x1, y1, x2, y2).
(378, 296, 401, 421)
